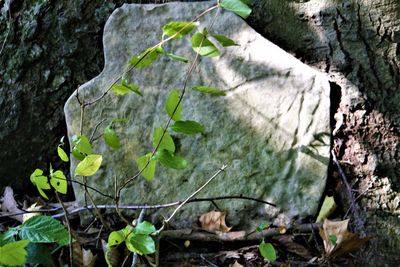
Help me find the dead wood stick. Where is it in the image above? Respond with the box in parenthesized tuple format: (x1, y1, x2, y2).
(160, 223, 321, 242)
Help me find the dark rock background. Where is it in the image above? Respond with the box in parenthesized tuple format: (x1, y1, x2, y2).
(0, 0, 165, 191)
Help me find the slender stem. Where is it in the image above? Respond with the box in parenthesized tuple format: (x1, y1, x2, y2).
(156, 165, 227, 234)
(55, 192, 73, 267)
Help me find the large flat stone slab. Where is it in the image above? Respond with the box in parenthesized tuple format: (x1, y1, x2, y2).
(65, 1, 330, 228)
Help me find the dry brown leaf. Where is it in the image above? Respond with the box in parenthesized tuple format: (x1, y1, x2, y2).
(22, 203, 42, 222)
(1, 186, 23, 222)
(199, 210, 232, 233)
(319, 219, 370, 258)
(277, 235, 313, 260)
(229, 260, 244, 267)
(72, 242, 96, 267)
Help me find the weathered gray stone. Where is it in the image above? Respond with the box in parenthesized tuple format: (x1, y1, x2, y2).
(65, 1, 330, 229)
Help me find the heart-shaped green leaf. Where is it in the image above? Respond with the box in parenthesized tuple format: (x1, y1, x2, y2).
(75, 154, 102, 177)
(136, 153, 157, 181)
(50, 170, 67, 194)
(165, 90, 182, 121)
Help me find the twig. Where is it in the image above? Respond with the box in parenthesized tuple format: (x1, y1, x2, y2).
(89, 118, 107, 142)
(331, 150, 365, 235)
(160, 223, 321, 242)
(131, 209, 146, 267)
(0, 195, 275, 219)
(55, 192, 73, 267)
(156, 165, 227, 234)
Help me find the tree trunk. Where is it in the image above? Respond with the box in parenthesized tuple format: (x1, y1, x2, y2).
(250, 0, 400, 265)
(1, 0, 398, 264)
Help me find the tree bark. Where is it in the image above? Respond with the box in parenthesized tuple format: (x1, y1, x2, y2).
(1, 0, 399, 265)
(250, 0, 400, 265)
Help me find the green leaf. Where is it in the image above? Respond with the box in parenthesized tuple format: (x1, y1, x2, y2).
(75, 154, 102, 177)
(30, 169, 50, 200)
(135, 221, 156, 235)
(259, 240, 276, 262)
(136, 153, 157, 181)
(0, 229, 18, 246)
(329, 234, 337, 246)
(162, 21, 197, 39)
(25, 243, 54, 266)
(111, 84, 141, 96)
(191, 32, 220, 57)
(50, 170, 67, 194)
(153, 149, 187, 169)
(316, 195, 337, 223)
(256, 221, 271, 232)
(165, 53, 189, 63)
(129, 48, 159, 69)
(71, 148, 85, 161)
(152, 127, 175, 152)
(57, 146, 69, 162)
(72, 135, 92, 155)
(220, 0, 252, 19)
(212, 34, 239, 47)
(104, 125, 121, 149)
(127, 234, 155, 255)
(107, 231, 125, 248)
(165, 90, 182, 121)
(171, 120, 204, 134)
(18, 216, 69, 245)
(0, 240, 29, 266)
(192, 85, 226, 96)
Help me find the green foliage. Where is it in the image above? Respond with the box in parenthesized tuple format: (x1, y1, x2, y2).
(152, 127, 175, 152)
(220, 0, 252, 19)
(129, 48, 160, 69)
(153, 149, 187, 169)
(57, 146, 69, 162)
(75, 154, 102, 177)
(256, 221, 271, 232)
(71, 135, 92, 160)
(171, 120, 204, 134)
(25, 243, 54, 266)
(259, 240, 277, 262)
(162, 21, 197, 39)
(157, 47, 189, 63)
(104, 123, 121, 149)
(30, 169, 50, 200)
(107, 221, 156, 261)
(0, 229, 18, 246)
(49, 170, 67, 194)
(0, 240, 29, 267)
(136, 153, 157, 181)
(329, 234, 337, 245)
(111, 79, 142, 96)
(17, 215, 69, 245)
(165, 89, 182, 121)
(192, 85, 226, 96)
(191, 31, 220, 57)
(212, 34, 239, 47)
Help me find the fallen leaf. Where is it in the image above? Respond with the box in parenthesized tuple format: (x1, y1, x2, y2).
(199, 210, 232, 233)
(1, 186, 23, 222)
(319, 219, 370, 258)
(22, 203, 42, 223)
(72, 242, 96, 267)
(229, 260, 244, 267)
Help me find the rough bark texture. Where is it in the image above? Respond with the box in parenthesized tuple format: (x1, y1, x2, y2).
(250, 0, 400, 265)
(1, 0, 398, 264)
(0, 0, 164, 191)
